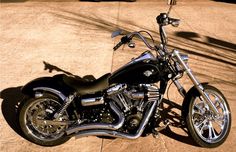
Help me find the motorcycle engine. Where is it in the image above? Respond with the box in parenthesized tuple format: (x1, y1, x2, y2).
(79, 102, 115, 124)
(77, 84, 159, 133)
(109, 84, 160, 132)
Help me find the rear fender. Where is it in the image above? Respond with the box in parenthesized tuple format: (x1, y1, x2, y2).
(33, 87, 67, 101)
(21, 74, 73, 101)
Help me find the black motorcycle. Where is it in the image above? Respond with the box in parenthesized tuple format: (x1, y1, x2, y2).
(18, 0, 231, 148)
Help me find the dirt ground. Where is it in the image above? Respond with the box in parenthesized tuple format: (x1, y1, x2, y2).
(0, 0, 236, 152)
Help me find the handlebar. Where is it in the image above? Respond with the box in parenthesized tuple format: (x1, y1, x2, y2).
(168, 17, 180, 27)
(113, 13, 180, 55)
(157, 13, 180, 47)
(113, 41, 123, 51)
(113, 32, 156, 51)
(113, 35, 131, 51)
(156, 13, 180, 27)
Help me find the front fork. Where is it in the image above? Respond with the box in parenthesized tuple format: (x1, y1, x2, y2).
(172, 50, 219, 115)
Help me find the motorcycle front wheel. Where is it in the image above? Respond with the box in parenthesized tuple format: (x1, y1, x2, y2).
(19, 93, 71, 146)
(185, 85, 231, 148)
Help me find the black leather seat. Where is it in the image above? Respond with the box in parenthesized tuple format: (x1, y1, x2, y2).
(63, 73, 111, 95)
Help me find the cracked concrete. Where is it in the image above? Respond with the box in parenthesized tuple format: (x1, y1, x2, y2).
(1, 0, 236, 152)
(159, 135, 168, 152)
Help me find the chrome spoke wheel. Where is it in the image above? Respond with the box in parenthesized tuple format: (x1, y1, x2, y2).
(191, 89, 230, 144)
(24, 97, 69, 142)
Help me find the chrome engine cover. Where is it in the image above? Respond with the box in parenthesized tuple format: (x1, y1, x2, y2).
(108, 84, 160, 113)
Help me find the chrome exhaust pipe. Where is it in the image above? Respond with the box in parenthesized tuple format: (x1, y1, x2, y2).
(73, 101, 157, 139)
(66, 101, 125, 135)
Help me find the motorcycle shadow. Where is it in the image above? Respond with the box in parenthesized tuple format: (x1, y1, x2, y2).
(159, 99, 199, 147)
(0, 86, 25, 137)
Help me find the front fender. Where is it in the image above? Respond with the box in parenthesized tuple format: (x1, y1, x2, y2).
(181, 82, 209, 119)
(21, 74, 74, 100)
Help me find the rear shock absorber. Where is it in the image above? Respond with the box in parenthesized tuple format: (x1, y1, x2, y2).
(54, 92, 77, 119)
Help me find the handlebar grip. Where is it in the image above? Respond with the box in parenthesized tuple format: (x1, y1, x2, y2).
(113, 41, 123, 51)
(113, 36, 131, 51)
(168, 17, 180, 27)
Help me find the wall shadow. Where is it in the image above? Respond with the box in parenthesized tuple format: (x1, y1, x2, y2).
(173, 31, 236, 66)
(43, 61, 73, 75)
(213, 0, 236, 4)
(1, 0, 26, 3)
(51, 9, 133, 36)
(0, 87, 25, 137)
(43, 61, 96, 81)
(80, 0, 136, 2)
(175, 31, 236, 54)
(52, 9, 236, 67)
(1, 0, 136, 3)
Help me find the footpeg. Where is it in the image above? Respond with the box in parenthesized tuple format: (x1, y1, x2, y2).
(155, 120, 170, 132)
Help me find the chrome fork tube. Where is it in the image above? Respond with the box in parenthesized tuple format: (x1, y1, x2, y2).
(172, 50, 219, 114)
(173, 79, 186, 97)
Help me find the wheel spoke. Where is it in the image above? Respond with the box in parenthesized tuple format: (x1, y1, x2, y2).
(194, 104, 203, 113)
(200, 124, 207, 134)
(214, 96, 220, 108)
(220, 103, 225, 111)
(215, 119, 224, 129)
(211, 125, 217, 138)
(208, 124, 213, 140)
(196, 119, 205, 128)
(208, 121, 218, 140)
(195, 119, 207, 134)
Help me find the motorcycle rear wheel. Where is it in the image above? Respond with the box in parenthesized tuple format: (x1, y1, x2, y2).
(19, 93, 70, 146)
(185, 85, 231, 148)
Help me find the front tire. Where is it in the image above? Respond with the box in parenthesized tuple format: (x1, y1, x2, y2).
(19, 93, 70, 146)
(184, 85, 231, 148)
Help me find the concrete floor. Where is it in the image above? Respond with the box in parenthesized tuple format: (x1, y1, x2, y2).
(0, 0, 236, 152)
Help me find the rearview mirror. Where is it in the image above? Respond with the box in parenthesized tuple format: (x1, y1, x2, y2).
(168, 0, 177, 5)
(111, 29, 123, 38)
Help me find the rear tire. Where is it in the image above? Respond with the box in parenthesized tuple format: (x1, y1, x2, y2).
(184, 85, 231, 148)
(19, 93, 70, 146)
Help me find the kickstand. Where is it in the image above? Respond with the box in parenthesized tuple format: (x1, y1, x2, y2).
(152, 120, 170, 138)
(152, 128, 159, 138)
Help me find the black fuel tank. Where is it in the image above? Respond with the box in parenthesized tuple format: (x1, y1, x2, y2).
(109, 51, 161, 84)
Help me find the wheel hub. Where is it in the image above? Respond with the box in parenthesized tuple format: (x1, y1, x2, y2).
(203, 110, 214, 121)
